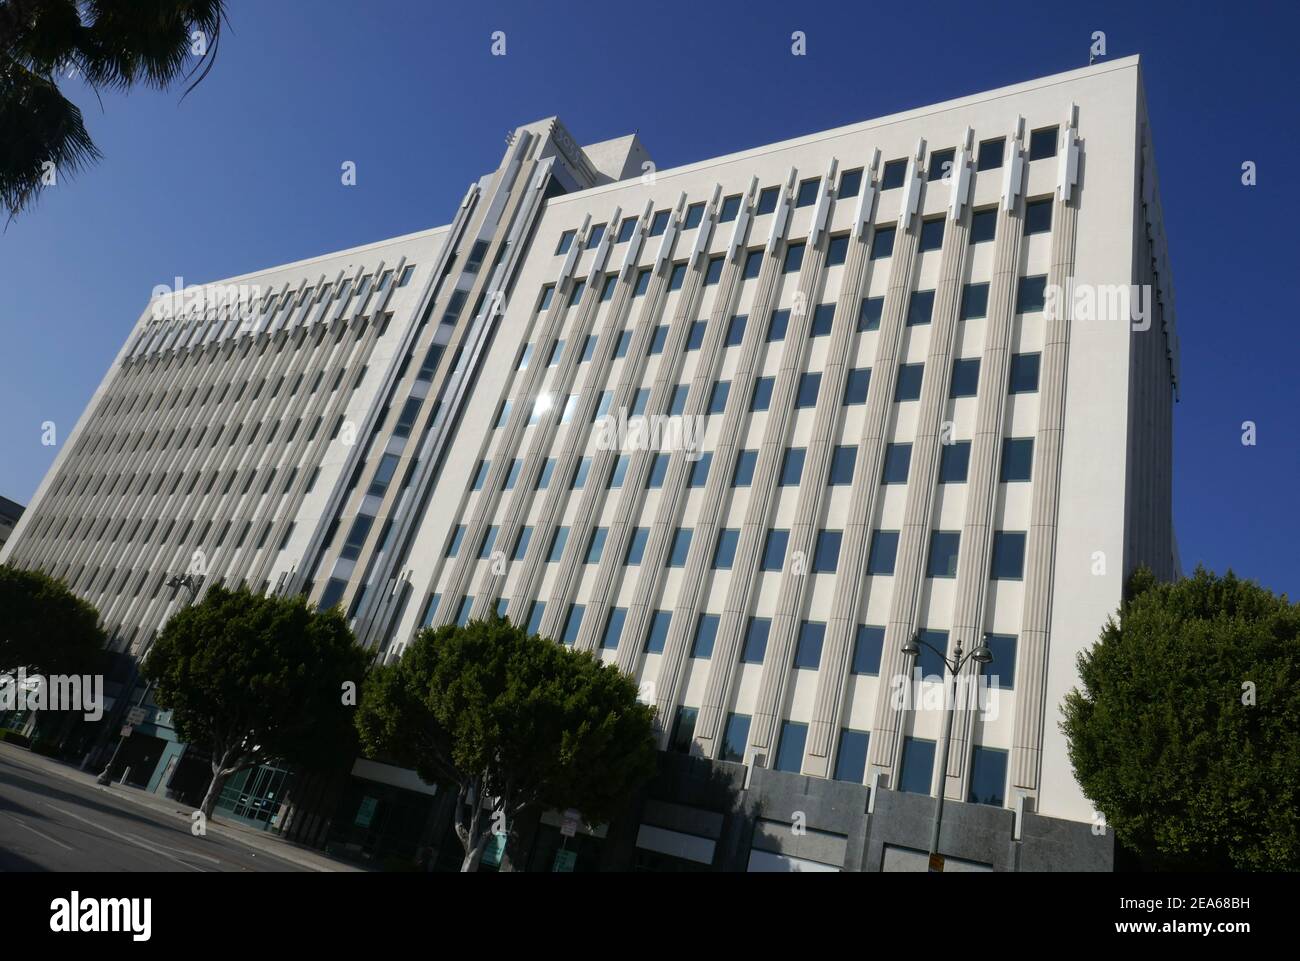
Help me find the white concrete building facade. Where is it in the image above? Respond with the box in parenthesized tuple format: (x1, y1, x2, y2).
(3, 57, 1177, 870)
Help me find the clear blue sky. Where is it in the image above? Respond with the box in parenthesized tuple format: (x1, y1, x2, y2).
(1, 0, 1295, 596)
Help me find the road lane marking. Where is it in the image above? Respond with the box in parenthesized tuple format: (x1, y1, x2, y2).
(125, 833, 222, 865)
(43, 803, 207, 872)
(5, 814, 76, 852)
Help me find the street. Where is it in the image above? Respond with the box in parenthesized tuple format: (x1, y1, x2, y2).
(0, 749, 307, 872)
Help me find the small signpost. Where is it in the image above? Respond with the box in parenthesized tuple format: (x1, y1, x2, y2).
(552, 849, 576, 873)
(125, 706, 147, 726)
(560, 808, 580, 838)
(119, 725, 133, 738)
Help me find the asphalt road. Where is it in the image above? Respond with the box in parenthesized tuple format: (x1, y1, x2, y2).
(0, 750, 306, 872)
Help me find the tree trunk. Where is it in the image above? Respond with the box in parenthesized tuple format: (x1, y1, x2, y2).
(460, 842, 485, 873)
(200, 764, 231, 818)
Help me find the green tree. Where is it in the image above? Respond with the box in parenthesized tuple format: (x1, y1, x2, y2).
(1, 0, 227, 218)
(144, 584, 368, 818)
(0, 563, 104, 675)
(1063, 566, 1300, 870)
(356, 615, 658, 872)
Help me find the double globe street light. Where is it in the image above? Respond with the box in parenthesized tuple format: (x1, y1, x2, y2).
(900, 630, 992, 871)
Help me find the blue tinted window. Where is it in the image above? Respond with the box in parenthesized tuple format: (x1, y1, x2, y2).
(670, 706, 697, 754)
(581, 334, 597, 361)
(687, 320, 707, 349)
(669, 528, 692, 566)
(844, 367, 871, 404)
(668, 263, 687, 291)
(795, 177, 820, 207)
(834, 729, 871, 784)
(571, 457, 590, 489)
(775, 721, 808, 773)
(684, 202, 705, 229)
(561, 604, 585, 644)
(1001, 437, 1034, 482)
(526, 601, 545, 635)
(780, 447, 805, 486)
(751, 376, 774, 411)
(478, 525, 498, 559)
(648, 324, 669, 355)
(794, 620, 825, 669)
(547, 526, 569, 562)
(692, 613, 719, 658)
(645, 610, 671, 654)
(977, 138, 1005, 171)
(496, 598, 509, 617)
(961, 282, 989, 319)
(899, 737, 936, 794)
(829, 445, 857, 485)
(714, 528, 740, 569)
(858, 296, 883, 332)
(609, 454, 630, 489)
(813, 530, 841, 573)
(927, 531, 961, 578)
(918, 218, 944, 251)
(991, 531, 1027, 579)
(456, 595, 475, 627)
(796, 372, 820, 408)
(556, 230, 575, 255)
(969, 747, 1009, 806)
(537, 458, 555, 490)
(811, 302, 835, 336)
(513, 526, 532, 561)
(709, 381, 729, 414)
(761, 529, 789, 571)
(1009, 353, 1041, 393)
(421, 593, 441, 627)
(826, 235, 849, 267)
(907, 289, 935, 326)
(504, 459, 522, 490)
(880, 158, 907, 190)
(984, 633, 1018, 690)
(633, 269, 652, 297)
(939, 440, 971, 482)
(446, 524, 466, 558)
(689, 452, 712, 487)
(852, 625, 884, 674)
(895, 363, 924, 401)
(970, 208, 997, 243)
(602, 607, 626, 650)
(649, 210, 670, 236)
(743, 250, 763, 279)
(917, 629, 948, 680)
(1029, 126, 1058, 161)
(733, 449, 758, 486)
(741, 618, 769, 664)
(882, 443, 911, 483)
(1017, 275, 1047, 313)
(615, 329, 632, 357)
(950, 358, 981, 397)
(1024, 198, 1052, 235)
(870, 225, 896, 259)
(839, 168, 863, 197)
(721, 714, 751, 762)
(648, 452, 670, 488)
(625, 526, 649, 565)
(617, 216, 637, 243)
(567, 280, 585, 306)
(631, 387, 650, 416)
(669, 384, 689, 416)
(756, 186, 780, 215)
(867, 530, 898, 575)
(927, 148, 955, 182)
(726, 314, 747, 345)
(472, 460, 490, 491)
(585, 527, 607, 564)
(768, 308, 790, 342)
(720, 195, 742, 222)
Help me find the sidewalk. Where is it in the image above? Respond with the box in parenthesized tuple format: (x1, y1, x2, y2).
(0, 741, 367, 872)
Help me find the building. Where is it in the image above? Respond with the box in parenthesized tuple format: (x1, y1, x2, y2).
(1, 56, 1178, 870)
(0, 497, 23, 553)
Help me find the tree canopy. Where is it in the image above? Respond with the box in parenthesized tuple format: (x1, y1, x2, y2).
(0, 563, 105, 676)
(1063, 566, 1300, 870)
(356, 615, 658, 871)
(144, 584, 368, 817)
(1, 0, 227, 217)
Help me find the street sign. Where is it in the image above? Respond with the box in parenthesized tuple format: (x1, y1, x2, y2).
(354, 796, 378, 828)
(553, 849, 576, 872)
(125, 707, 147, 726)
(560, 808, 580, 838)
(928, 853, 945, 873)
(119, 725, 133, 738)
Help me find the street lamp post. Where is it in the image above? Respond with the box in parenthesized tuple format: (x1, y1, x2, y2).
(900, 630, 992, 870)
(95, 572, 202, 786)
